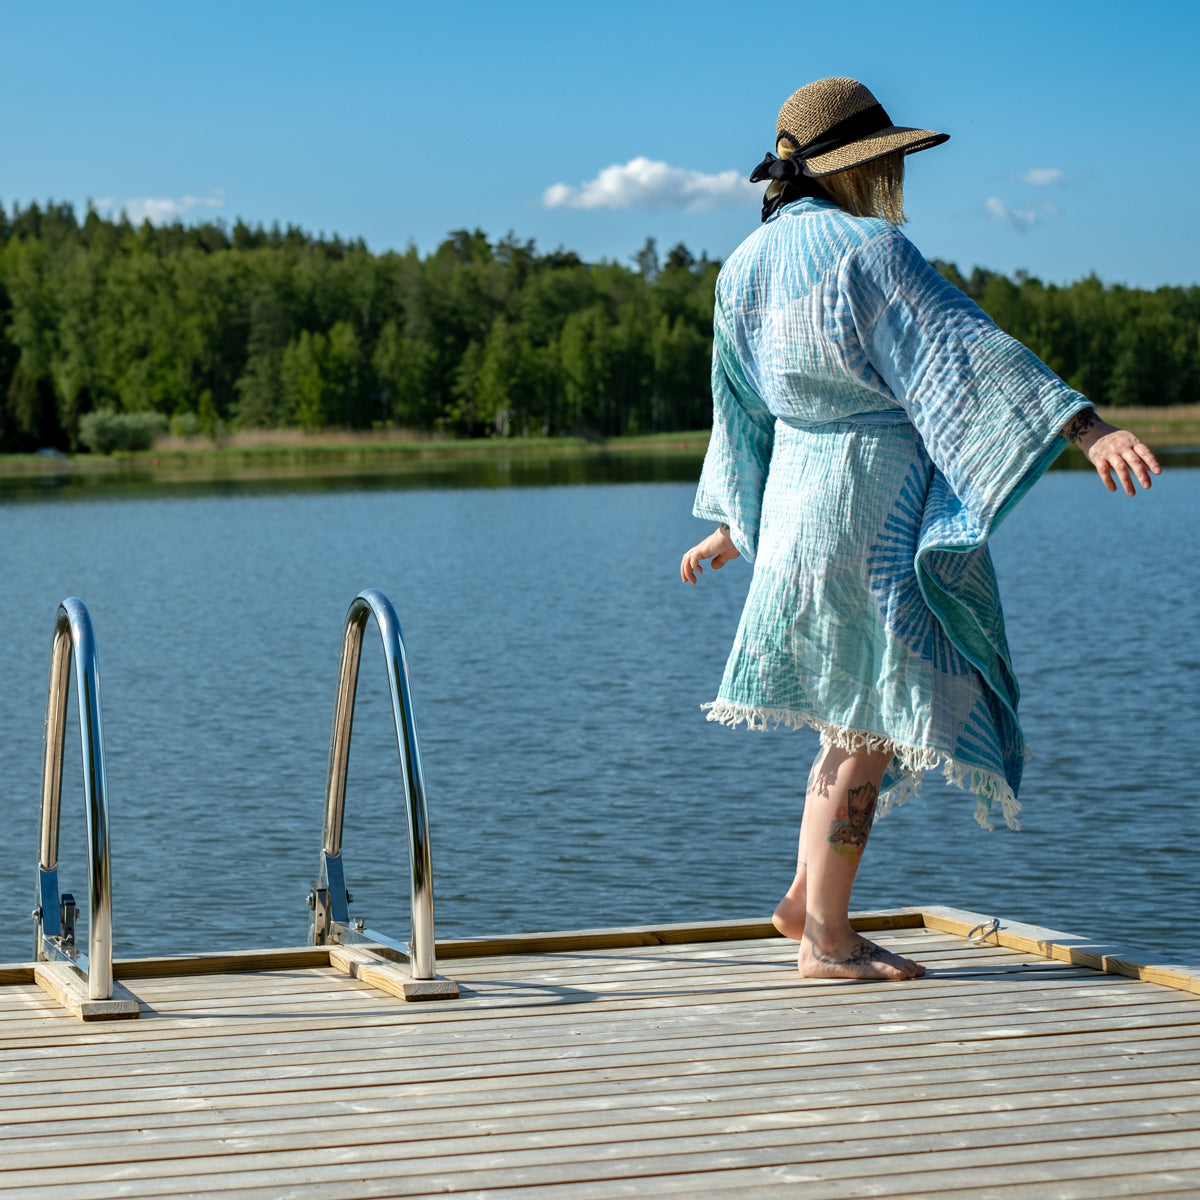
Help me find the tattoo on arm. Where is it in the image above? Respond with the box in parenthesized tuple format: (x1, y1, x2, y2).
(719, 523, 730, 536)
(1062, 408, 1098, 445)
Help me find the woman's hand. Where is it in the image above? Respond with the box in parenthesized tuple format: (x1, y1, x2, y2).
(681, 525, 741, 584)
(1061, 409, 1162, 496)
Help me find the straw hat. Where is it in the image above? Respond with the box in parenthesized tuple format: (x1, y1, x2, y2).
(776, 78, 947, 177)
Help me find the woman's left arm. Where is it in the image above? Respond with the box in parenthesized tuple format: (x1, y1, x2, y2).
(1060, 408, 1162, 496)
(680, 523, 741, 585)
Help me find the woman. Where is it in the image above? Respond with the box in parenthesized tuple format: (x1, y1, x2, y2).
(681, 78, 1159, 982)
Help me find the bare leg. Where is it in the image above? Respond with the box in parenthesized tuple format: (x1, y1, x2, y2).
(771, 753, 823, 940)
(785, 741, 925, 981)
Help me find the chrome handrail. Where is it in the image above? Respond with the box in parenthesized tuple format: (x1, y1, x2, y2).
(310, 590, 437, 980)
(34, 598, 114, 1000)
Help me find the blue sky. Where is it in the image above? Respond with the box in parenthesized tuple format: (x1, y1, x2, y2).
(2, 1, 1196, 287)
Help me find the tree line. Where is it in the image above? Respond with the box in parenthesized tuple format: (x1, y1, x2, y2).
(933, 261, 1200, 412)
(0, 201, 1196, 453)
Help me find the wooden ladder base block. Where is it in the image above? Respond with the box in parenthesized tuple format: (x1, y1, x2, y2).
(328, 945, 460, 1002)
(34, 962, 141, 1021)
(391, 976, 460, 1000)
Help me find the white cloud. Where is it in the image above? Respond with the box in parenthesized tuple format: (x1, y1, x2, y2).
(1022, 167, 1064, 186)
(101, 189, 225, 225)
(986, 196, 1036, 228)
(543, 158, 759, 213)
(985, 195, 1063, 231)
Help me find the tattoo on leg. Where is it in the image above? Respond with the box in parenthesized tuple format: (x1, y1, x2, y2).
(1062, 408, 1098, 444)
(810, 937, 898, 968)
(828, 782, 878, 863)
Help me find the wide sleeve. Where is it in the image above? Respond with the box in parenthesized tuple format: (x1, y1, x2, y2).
(841, 228, 1092, 718)
(841, 227, 1091, 538)
(692, 298, 775, 563)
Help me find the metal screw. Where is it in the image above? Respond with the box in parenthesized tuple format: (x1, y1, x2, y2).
(31, 907, 42, 921)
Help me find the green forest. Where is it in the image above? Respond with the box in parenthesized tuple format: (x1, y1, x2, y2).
(1, 201, 1197, 454)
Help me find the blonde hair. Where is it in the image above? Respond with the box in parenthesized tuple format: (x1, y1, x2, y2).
(769, 141, 907, 226)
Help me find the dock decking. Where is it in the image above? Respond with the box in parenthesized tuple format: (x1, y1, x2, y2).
(3, 906, 1200, 1198)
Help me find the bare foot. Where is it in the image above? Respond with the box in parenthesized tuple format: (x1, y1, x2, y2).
(798, 934, 925, 981)
(772, 893, 806, 941)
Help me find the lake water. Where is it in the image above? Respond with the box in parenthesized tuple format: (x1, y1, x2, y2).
(1, 458, 1197, 967)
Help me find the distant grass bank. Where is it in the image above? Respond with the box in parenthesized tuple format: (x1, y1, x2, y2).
(0, 429, 713, 485)
(1, 406, 1196, 487)
(1093, 405, 1200, 447)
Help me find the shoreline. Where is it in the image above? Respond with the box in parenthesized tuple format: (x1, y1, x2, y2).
(2, 406, 1197, 487)
(0, 430, 713, 483)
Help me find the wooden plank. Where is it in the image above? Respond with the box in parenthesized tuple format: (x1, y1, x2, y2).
(0, 970, 1091, 1042)
(460, 935, 1052, 970)
(0, 965, 1191, 1056)
(5, 1119, 1200, 1197)
(4, 1048, 1194, 1125)
(432, 910, 922, 959)
(925, 1177, 1200, 1200)
(0, 926, 1070, 1003)
(120, 960, 1090, 1015)
(0, 986, 60, 1017)
(3, 1065, 1197, 1148)
(4, 989, 1197, 1091)
(7, 1085, 1200, 1176)
(11, 970, 1200, 1051)
(421, 926, 1001, 972)
(112, 946, 331, 979)
(107, 983, 1200, 1046)
(0, 983, 1184, 1067)
(3, 978, 1188, 1080)
(8, 1087, 1200, 1174)
(114, 963, 1150, 1020)
(917, 905, 1200, 994)
(6, 1021, 1200, 1115)
(5, 1040, 1198, 1131)
(110, 945, 1131, 1000)
(424, 1159, 1200, 1200)
(5, 959, 1152, 1025)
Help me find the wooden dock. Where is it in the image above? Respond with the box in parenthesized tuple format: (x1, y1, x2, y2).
(3, 906, 1200, 1198)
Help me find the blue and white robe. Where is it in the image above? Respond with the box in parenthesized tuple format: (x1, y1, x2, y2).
(693, 197, 1089, 829)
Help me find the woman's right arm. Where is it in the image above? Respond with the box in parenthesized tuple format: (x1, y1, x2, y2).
(1060, 407, 1161, 495)
(689, 291, 775, 565)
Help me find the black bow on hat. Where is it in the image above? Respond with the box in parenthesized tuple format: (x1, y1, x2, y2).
(749, 152, 807, 185)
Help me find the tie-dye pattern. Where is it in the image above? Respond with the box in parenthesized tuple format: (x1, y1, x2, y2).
(693, 198, 1089, 829)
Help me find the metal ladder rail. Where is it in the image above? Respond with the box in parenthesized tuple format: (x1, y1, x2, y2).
(34, 598, 114, 1000)
(311, 589, 438, 981)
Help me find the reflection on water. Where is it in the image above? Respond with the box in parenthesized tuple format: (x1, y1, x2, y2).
(0, 461, 1195, 968)
(2, 443, 1197, 505)
(0, 450, 707, 504)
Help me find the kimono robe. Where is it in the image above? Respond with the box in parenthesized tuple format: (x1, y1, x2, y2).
(693, 197, 1089, 829)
